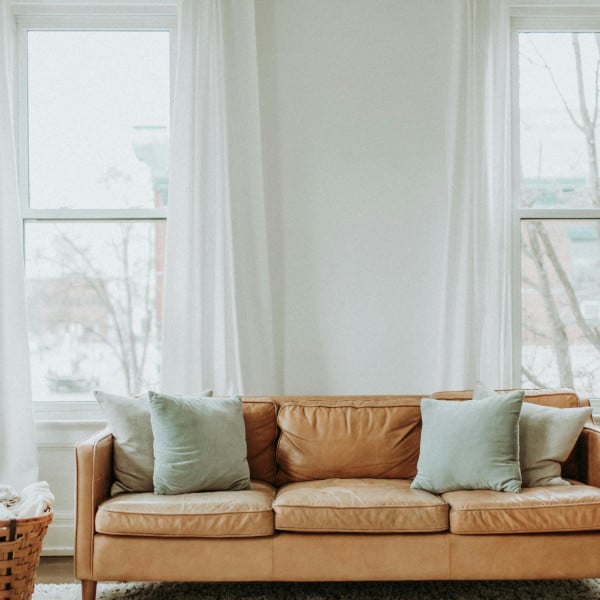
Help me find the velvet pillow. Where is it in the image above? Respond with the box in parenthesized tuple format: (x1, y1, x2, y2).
(411, 391, 523, 494)
(95, 389, 212, 496)
(474, 382, 592, 487)
(149, 392, 251, 495)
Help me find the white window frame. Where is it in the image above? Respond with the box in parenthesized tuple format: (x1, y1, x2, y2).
(12, 3, 176, 419)
(511, 4, 600, 414)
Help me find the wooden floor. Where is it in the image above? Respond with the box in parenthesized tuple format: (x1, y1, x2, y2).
(35, 556, 77, 584)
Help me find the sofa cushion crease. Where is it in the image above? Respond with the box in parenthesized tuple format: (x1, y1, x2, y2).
(241, 398, 278, 484)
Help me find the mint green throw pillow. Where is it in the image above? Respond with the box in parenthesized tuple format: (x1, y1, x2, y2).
(149, 392, 251, 495)
(411, 391, 524, 494)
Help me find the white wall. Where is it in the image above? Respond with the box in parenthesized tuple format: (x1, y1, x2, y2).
(257, 0, 455, 395)
(34, 400, 106, 555)
(40, 0, 459, 554)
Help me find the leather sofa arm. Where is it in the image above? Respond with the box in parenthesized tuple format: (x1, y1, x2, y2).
(74, 428, 114, 580)
(578, 422, 600, 488)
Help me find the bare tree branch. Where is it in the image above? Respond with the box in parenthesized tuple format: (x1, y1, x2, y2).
(529, 38, 584, 132)
(572, 33, 600, 206)
(52, 225, 157, 395)
(57, 233, 130, 380)
(537, 224, 600, 348)
(592, 58, 600, 125)
(522, 365, 549, 388)
(521, 274, 540, 292)
(526, 222, 574, 387)
(137, 227, 155, 389)
(523, 327, 553, 343)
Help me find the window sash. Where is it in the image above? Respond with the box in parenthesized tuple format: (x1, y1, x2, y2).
(14, 6, 174, 413)
(512, 10, 600, 393)
(15, 11, 176, 218)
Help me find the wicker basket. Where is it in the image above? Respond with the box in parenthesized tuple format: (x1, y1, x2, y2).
(0, 511, 53, 600)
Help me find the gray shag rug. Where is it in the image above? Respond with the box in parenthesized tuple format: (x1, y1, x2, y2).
(32, 579, 600, 599)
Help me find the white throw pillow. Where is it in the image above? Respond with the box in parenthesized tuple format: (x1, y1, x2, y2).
(96, 389, 212, 495)
(474, 382, 591, 487)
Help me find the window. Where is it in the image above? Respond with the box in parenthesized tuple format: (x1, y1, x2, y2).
(513, 12, 600, 399)
(17, 9, 175, 404)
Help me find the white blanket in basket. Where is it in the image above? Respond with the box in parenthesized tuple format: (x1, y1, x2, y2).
(0, 481, 54, 519)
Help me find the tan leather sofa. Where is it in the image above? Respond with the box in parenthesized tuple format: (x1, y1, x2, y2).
(75, 390, 600, 600)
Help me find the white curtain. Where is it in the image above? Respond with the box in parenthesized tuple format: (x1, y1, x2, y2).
(161, 0, 275, 396)
(0, 3, 39, 488)
(438, 0, 513, 389)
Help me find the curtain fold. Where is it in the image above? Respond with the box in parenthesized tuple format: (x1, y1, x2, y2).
(438, 0, 513, 389)
(0, 3, 38, 488)
(161, 0, 276, 396)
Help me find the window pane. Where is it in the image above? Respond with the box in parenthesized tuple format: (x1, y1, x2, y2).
(25, 222, 165, 401)
(27, 31, 170, 209)
(521, 220, 600, 397)
(519, 32, 600, 208)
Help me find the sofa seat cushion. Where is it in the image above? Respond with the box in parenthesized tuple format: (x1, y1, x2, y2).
(95, 481, 275, 538)
(443, 483, 600, 534)
(272, 478, 449, 533)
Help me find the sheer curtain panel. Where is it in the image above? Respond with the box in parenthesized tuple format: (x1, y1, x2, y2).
(0, 3, 39, 488)
(439, 0, 513, 389)
(161, 0, 275, 396)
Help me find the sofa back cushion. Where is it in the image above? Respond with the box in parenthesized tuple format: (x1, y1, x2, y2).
(276, 397, 422, 485)
(242, 398, 278, 484)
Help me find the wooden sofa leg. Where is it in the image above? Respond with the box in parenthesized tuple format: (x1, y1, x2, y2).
(81, 579, 97, 600)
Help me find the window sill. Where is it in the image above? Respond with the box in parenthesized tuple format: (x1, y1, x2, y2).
(33, 400, 103, 422)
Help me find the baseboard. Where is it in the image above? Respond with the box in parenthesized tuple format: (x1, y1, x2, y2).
(43, 509, 75, 555)
(35, 418, 106, 556)
(41, 546, 74, 557)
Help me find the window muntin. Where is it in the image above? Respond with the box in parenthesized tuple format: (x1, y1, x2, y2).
(18, 20, 172, 403)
